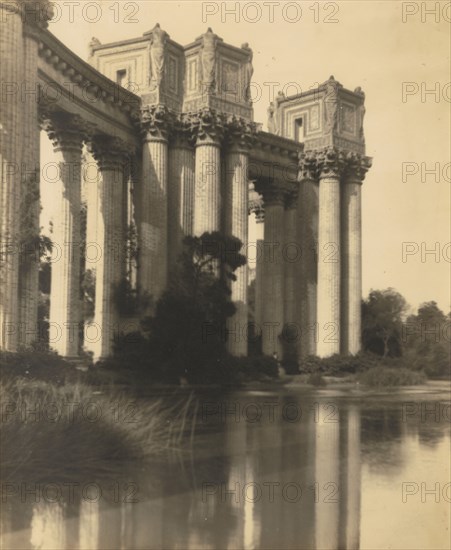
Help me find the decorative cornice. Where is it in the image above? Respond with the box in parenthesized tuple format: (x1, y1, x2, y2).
(140, 104, 173, 142)
(36, 28, 140, 121)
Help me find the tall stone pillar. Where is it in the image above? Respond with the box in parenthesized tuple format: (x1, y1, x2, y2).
(18, 21, 42, 347)
(254, 210, 265, 329)
(223, 119, 255, 356)
(282, 190, 299, 365)
(283, 191, 299, 326)
(44, 114, 86, 358)
(192, 109, 224, 235)
(167, 120, 195, 271)
(341, 154, 371, 355)
(0, 2, 24, 351)
(259, 188, 286, 358)
(86, 137, 129, 360)
(316, 147, 345, 358)
(139, 105, 171, 303)
(297, 152, 319, 358)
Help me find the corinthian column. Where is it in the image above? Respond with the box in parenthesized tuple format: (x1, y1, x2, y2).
(316, 147, 345, 357)
(86, 137, 129, 360)
(224, 118, 256, 356)
(258, 187, 286, 358)
(341, 153, 371, 355)
(139, 105, 171, 303)
(0, 2, 24, 351)
(297, 152, 319, 358)
(167, 117, 195, 271)
(192, 108, 224, 234)
(44, 114, 86, 358)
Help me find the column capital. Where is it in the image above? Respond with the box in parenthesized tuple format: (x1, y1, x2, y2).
(88, 136, 132, 171)
(189, 107, 225, 146)
(140, 104, 173, 142)
(344, 152, 372, 183)
(316, 146, 347, 179)
(1, 0, 54, 28)
(169, 113, 195, 149)
(298, 150, 319, 182)
(258, 184, 294, 208)
(225, 115, 258, 153)
(249, 182, 264, 218)
(41, 112, 92, 154)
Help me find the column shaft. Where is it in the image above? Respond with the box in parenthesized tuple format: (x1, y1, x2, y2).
(317, 176, 341, 357)
(0, 5, 23, 351)
(87, 157, 125, 360)
(297, 177, 319, 358)
(261, 196, 285, 357)
(224, 149, 248, 356)
(254, 216, 264, 328)
(194, 143, 221, 234)
(167, 143, 195, 270)
(139, 139, 168, 301)
(341, 179, 362, 355)
(48, 137, 82, 358)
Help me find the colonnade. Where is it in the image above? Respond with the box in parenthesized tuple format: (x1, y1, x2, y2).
(253, 147, 370, 359)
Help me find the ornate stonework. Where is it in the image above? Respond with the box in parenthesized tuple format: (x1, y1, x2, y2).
(344, 151, 372, 182)
(148, 23, 168, 87)
(189, 107, 225, 145)
(316, 146, 347, 179)
(140, 104, 173, 142)
(225, 115, 258, 152)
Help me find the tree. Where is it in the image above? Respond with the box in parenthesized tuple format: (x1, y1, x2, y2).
(403, 301, 450, 378)
(362, 288, 408, 357)
(141, 232, 247, 383)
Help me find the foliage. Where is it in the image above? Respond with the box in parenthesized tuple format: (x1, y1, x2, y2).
(357, 366, 426, 387)
(306, 372, 327, 386)
(113, 278, 152, 317)
(402, 301, 450, 378)
(362, 288, 408, 357)
(0, 376, 197, 494)
(135, 232, 247, 384)
(299, 353, 380, 376)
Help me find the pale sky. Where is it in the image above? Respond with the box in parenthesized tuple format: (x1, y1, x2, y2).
(43, 0, 450, 313)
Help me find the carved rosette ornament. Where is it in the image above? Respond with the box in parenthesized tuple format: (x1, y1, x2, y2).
(189, 107, 225, 146)
(140, 104, 173, 142)
(344, 151, 372, 183)
(225, 115, 258, 152)
(316, 146, 347, 179)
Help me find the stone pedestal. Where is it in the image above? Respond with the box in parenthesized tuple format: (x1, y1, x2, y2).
(86, 137, 128, 361)
(167, 133, 195, 270)
(44, 115, 85, 358)
(316, 148, 344, 357)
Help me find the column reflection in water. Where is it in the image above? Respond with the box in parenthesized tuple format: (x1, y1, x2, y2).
(78, 500, 99, 550)
(314, 402, 340, 549)
(30, 502, 66, 550)
(341, 405, 362, 550)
